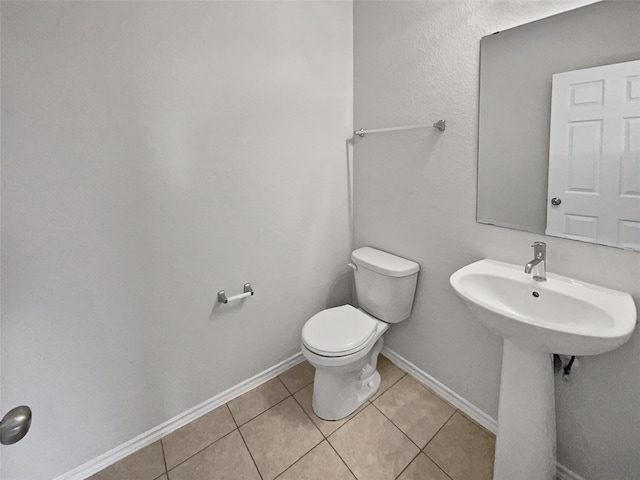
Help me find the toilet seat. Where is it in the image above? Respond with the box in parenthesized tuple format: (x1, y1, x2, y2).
(302, 305, 378, 357)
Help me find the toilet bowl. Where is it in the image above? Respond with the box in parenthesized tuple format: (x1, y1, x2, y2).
(302, 305, 389, 420)
(301, 247, 419, 420)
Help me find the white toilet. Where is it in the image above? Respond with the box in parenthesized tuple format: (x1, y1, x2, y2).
(301, 247, 420, 420)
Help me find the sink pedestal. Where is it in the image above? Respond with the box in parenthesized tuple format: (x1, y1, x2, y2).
(450, 259, 637, 479)
(494, 339, 556, 480)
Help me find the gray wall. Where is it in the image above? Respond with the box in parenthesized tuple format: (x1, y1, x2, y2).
(478, 1, 640, 233)
(1, 2, 353, 478)
(354, 1, 640, 478)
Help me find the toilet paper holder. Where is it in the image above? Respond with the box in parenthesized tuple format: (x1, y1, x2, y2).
(218, 283, 254, 304)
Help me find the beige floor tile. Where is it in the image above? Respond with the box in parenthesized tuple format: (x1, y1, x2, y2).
(397, 453, 452, 480)
(87, 441, 165, 480)
(240, 396, 323, 480)
(374, 376, 455, 447)
(156, 476, 168, 480)
(276, 441, 355, 480)
(424, 412, 495, 480)
(228, 377, 290, 426)
(279, 361, 315, 394)
(294, 384, 366, 436)
(168, 430, 260, 480)
(162, 405, 237, 469)
(371, 354, 406, 401)
(328, 404, 419, 480)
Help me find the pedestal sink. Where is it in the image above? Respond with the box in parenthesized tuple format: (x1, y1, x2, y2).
(450, 259, 637, 480)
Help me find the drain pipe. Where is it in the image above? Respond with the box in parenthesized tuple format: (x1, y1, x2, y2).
(562, 356, 576, 376)
(554, 354, 577, 384)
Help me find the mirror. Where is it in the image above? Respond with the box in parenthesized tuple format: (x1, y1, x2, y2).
(477, 1, 640, 250)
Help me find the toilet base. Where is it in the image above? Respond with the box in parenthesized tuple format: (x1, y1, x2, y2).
(310, 337, 384, 421)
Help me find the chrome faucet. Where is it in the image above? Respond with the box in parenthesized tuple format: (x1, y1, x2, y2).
(524, 242, 547, 282)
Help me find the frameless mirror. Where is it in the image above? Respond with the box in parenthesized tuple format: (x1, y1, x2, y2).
(477, 1, 640, 251)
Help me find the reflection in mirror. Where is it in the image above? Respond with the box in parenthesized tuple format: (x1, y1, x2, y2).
(477, 1, 640, 251)
(546, 60, 640, 249)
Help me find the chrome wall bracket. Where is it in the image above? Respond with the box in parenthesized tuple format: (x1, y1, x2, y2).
(218, 283, 254, 304)
(354, 119, 446, 137)
(433, 119, 446, 132)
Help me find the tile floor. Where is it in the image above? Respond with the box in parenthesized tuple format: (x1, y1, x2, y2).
(88, 356, 495, 480)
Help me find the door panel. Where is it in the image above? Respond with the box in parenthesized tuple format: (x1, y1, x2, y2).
(547, 59, 640, 248)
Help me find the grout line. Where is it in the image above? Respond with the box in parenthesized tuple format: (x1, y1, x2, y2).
(422, 410, 478, 480)
(289, 385, 361, 479)
(455, 408, 496, 437)
(227, 376, 290, 427)
(273, 375, 292, 393)
(393, 450, 422, 480)
(405, 372, 457, 412)
(291, 389, 326, 439)
(281, 379, 313, 396)
(78, 354, 305, 480)
(429, 457, 454, 480)
(326, 439, 360, 480)
(165, 361, 418, 480)
(159, 438, 169, 477)
(286, 384, 358, 478)
(272, 437, 325, 479)
(277, 364, 314, 395)
(422, 409, 457, 453)
(164, 427, 239, 474)
(227, 403, 240, 430)
(287, 378, 367, 441)
(232, 391, 292, 428)
(323, 400, 372, 439)
(323, 366, 408, 440)
(244, 391, 323, 480)
(369, 375, 458, 480)
(282, 391, 328, 474)
(370, 372, 407, 403)
(382, 348, 498, 435)
(237, 430, 264, 480)
(369, 402, 422, 451)
(236, 393, 330, 480)
(230, 402, 265, 480)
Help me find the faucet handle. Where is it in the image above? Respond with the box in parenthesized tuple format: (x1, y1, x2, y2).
(531, 241, 546, 259)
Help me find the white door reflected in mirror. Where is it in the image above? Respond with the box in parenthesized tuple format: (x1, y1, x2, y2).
(546, 59, 640, 249)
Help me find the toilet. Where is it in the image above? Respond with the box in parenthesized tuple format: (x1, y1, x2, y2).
(301, 246, 420, 420)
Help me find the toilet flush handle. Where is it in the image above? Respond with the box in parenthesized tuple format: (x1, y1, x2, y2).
(347, 263, 358, 272)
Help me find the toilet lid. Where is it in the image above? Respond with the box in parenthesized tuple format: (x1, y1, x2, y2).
(302, 305, 378, 357)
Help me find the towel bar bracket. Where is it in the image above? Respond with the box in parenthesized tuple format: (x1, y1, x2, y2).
(218, 283, 254, 304)
(354, 119, 446, 137)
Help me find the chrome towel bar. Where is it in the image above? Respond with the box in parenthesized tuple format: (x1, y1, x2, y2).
(355, 120, 446, 137)
(218, 283, 254, 304)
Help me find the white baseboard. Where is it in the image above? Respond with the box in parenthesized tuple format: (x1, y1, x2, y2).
(55, 352, 304, 480)
(57, 347, 586, 480)
(381, 346, 586, 480)
(556, 464, 587, 480)
(381, 346, 498, 434)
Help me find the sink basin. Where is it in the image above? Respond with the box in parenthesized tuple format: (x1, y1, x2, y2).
(450, 258, 636, 480)
(450, 259, 636, 356)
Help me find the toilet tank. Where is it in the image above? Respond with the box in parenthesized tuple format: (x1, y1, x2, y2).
(351, 247, 420, 323)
